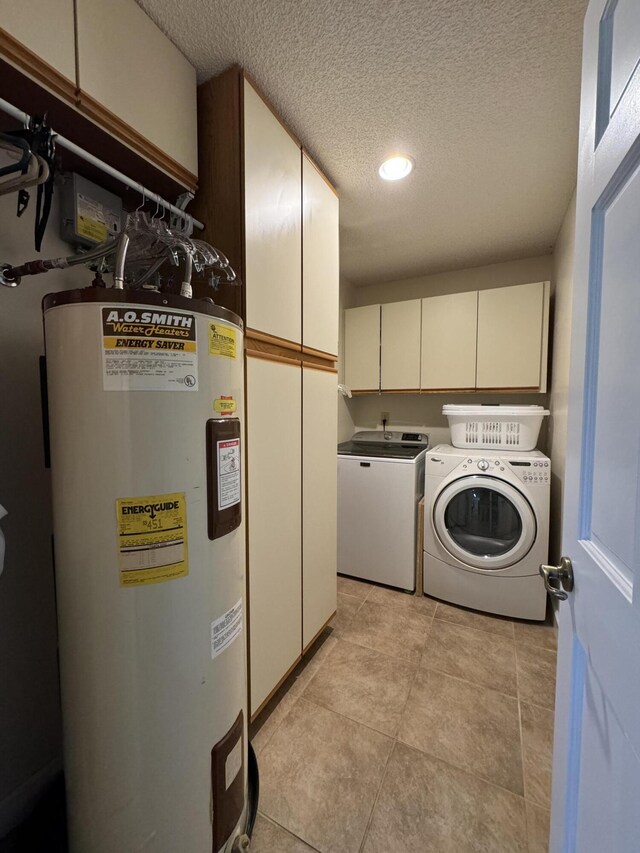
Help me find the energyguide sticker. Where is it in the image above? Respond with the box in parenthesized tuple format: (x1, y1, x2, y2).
(217, 439, 241, 511)
(209, 322, 237, 359)
(211, 599, 243, 659)
(102, 307, 198, 391)
(116, 492, 188, 587)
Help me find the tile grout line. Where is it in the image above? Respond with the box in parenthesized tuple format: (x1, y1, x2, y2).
(515, 636, 528, 812)
(356, 739, 396, 853)
(393, 613, 435, 737)
(255, 810, 322, 852)
(394, 732, 530, 804)
(357, 613, 435, 853)
(418, 658, 520, 703)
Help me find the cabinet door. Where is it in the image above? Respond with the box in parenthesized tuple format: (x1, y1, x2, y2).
(0, 0, 76, 83)
(421, 292, 478, 389)
(302, 154, 339, 356)
(75, 0, 198, 177)
(302, 367, 337, 649)
(244, 79, 302, 343)
(380, 300, 421, 390)
(476, 281, 549, 389)
(344, 305, 380, 391)
(246, 356, 302, 715)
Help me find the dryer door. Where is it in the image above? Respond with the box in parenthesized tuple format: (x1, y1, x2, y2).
(433, 475, 537, 571)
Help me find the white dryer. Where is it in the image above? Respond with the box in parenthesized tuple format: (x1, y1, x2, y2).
(423, 444, 549, 620)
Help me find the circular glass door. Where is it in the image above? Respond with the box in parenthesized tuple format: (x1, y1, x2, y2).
(433, 476, 537, 570)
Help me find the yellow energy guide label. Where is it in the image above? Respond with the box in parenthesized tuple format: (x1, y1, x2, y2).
(209, 322, 237, 359)
(102, 307, 198, 391)
(116, 492, 188, 587)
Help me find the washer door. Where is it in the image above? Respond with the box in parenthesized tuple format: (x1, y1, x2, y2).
(433, 475, 537, 570)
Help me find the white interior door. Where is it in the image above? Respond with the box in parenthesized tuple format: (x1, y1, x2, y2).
(551, 2, 640, 850)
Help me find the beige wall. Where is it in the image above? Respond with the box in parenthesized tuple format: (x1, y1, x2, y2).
(346, 254, 553, 442)
(0, 195, 88, 833)
(548, 192, 577, 563)
(353, 254, 554, 306)
(337, 275, 356, 442)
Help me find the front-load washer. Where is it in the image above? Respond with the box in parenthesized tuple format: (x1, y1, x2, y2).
(423, 444, 549, 620)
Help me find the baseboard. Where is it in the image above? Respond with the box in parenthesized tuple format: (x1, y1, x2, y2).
(0, 757, 62, 839)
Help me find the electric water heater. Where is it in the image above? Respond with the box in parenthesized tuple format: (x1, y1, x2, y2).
(43, 289, 249, 852)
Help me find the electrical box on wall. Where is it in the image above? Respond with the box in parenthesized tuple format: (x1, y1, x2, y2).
(59, 173, 122, 249)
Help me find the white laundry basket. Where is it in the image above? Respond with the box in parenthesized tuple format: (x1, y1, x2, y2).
(443, 405, 549, 451)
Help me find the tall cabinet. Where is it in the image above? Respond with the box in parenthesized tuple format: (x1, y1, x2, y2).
(195, 68, 339, 718)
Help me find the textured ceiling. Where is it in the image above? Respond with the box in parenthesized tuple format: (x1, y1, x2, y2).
(136, 0, 587, 285)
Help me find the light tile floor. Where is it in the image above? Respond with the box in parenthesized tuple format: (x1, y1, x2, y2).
(249, 576, 557, 853)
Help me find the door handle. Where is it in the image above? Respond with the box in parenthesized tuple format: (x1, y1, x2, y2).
(539, 556, 574, 601)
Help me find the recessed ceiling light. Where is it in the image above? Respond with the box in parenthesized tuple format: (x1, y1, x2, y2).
(378, 155, 413, 181)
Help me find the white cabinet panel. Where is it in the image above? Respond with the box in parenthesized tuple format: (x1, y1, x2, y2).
(0, 0, 76, 81)
(381, 300, 421, 390)
(302, 154, 339, 356)
(344, 305, 380, 391)
(75, 0, 198, 175)
(302, 368, 337, 649)
(247, 357, 302, 715)
(244, 79, 302, 343)
(421, 291, 478, 389)
(476, 281, 549, 389)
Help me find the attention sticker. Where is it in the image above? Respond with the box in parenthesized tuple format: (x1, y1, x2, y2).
(209, 323, 237, 359)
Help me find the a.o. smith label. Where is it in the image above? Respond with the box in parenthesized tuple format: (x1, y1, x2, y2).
(116, 491, 188, 587)
(102, 307, 198, 391)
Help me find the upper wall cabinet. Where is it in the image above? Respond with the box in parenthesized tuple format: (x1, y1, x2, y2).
(345, 281, 550, 395)
(381, 300, 421, 390)
(244, 78, 302, 343)
(476, 281, 550, 391)
(0, 0, 76, 86)
(421, 291, 478, 390)
(344, 305, 380, 391)
(302, 154, 339, 356)
(75, 0, 198, 182)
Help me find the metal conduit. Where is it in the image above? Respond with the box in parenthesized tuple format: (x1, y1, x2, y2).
(0, 96, 204, 231)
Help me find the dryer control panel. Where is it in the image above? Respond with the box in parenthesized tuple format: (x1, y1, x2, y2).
(508, 459, 551, 484)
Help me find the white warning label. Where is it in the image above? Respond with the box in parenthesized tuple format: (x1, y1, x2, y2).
(211, 598, 243, 659)
(101, 307, 198, 391)
(217, 438, 241, 510)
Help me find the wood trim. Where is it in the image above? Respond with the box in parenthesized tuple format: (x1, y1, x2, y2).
(0, 27, 78, 103)
(302, 148, 339, 197)
(302, 361, 338, 374)
(245, 350, 300, 368)
(302, 344, 338, 362)
(351, 387, 543, 395)
(250, 655, 302, 723)
(380, 388, 421, 394)
(461, 387, 543, 394)
(246, 328, 302, 353)
(302, 612, 336, 656)
(420, 387, 477, 393)
(77, 90, 197, 191)
(242, 68, 302, 150)
(193, 66, 244, 318)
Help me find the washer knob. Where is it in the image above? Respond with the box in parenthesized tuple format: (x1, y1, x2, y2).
(477, 459, 489, 471)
